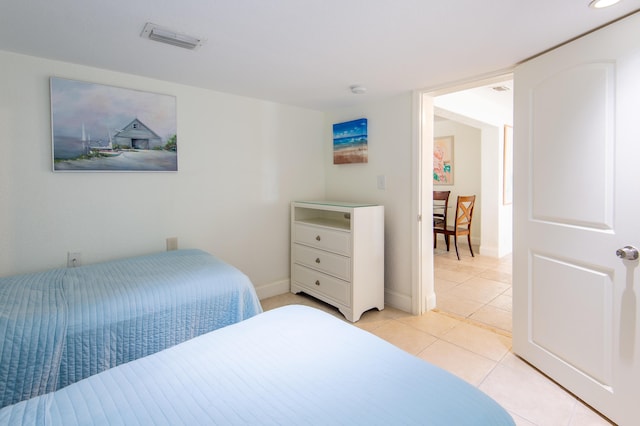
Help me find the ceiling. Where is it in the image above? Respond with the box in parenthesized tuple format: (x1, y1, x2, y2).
(438, 79, 514, 119)
(1, 1, 638, 111)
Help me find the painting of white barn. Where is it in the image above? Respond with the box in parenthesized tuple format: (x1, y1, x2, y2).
(113, 118, 162, 150)
(51, 77, 177, 172)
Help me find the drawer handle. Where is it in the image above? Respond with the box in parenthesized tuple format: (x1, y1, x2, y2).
(315, 280, 320, 286)
(315, 258, 321, 264)
(315, 235, 321, 241)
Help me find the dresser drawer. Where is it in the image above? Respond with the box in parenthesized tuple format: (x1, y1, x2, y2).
(292, 264, 351, 306)
(293, 223, 350, 255)
(292, 244, 351, 281)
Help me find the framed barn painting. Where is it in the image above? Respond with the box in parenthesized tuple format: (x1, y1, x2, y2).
(50, 77, 177, 172)
(333, 118, 368, 164)
(433, 136, 453, 184)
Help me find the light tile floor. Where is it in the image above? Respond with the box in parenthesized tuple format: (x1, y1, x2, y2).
(262, 250, 615, 425)
(433, 244, 513, 333)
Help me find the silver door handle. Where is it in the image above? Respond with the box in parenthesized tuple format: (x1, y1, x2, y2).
(616, 246, 639, 260)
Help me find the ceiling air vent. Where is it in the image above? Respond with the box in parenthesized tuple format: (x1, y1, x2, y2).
(141, 23, 204, 50)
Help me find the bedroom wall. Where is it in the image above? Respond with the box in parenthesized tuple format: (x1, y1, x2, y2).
(324, 94, 414, 311)
(0, 50, 326, 298)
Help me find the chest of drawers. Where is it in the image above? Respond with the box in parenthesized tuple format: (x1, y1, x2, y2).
(290, 201, 384, 322)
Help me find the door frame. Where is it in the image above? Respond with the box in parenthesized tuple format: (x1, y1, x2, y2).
(412, 71, 514, 315)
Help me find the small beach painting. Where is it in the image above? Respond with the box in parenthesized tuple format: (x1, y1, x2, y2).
(50, 77, 177, 172)
(433, 136, 454, 184)
(333, 118, 368, 164)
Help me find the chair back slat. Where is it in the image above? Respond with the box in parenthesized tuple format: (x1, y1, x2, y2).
(433, 191, 451, 229)
(433, 194, 476, 260)
(455, 195, 475, 230)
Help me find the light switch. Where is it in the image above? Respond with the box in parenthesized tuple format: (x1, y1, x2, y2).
(377, 175, 386, 190)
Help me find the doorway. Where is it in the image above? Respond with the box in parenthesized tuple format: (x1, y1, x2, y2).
(416, 76, 513, 333)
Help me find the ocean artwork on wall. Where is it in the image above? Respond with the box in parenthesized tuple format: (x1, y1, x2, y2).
(50, 77, 177, 172)
(433, 136, 454, 184)
(333, 118, 368, 164)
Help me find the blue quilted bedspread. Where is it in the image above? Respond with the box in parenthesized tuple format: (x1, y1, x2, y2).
(0, 249, 262, 408)
(0, 306, 514, 425)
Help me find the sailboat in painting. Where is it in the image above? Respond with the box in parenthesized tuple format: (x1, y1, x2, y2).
(93, 128, 122, 157)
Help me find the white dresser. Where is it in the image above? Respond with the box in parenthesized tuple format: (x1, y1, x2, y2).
(290, 201, 384, 322)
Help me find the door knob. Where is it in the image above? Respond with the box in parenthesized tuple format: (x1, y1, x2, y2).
(616, 246, 639, 260)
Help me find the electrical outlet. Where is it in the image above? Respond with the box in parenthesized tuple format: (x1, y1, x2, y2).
(166, 237, 178, 251)
(67, 251, 81, 267)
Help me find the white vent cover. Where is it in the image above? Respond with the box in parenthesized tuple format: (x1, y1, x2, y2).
(141, 23, 204, 50)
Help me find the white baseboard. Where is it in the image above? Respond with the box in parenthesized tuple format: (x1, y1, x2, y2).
(256, 281, 415, 317)
(383, 289, 412, 314)
(255, 279, 290, 300)
(426, 291, 437, 312)
(385, 289, 436, 315)
(479, 245, 499, 258)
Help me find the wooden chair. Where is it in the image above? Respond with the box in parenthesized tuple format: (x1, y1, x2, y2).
(433, 191, 451, 249)
(434, 195, 476, 260)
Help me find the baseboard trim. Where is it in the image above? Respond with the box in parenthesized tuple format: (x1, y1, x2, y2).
(426, 291, 437, 312)
(479, 245, 499, 258)
(384, 289, 412, 313)
(255, 279, 290, 300)
(256, 281, 415, 317)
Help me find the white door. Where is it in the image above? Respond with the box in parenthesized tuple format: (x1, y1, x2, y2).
(513, 12, 640, 425)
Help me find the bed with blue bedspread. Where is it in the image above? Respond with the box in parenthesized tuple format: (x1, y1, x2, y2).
(0, 249, 262, 409)
(0, 305, 514, 425)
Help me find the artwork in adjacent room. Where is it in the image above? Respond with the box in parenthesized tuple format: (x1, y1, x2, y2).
(333, 118, 368, 164)
(503, 125, 513, 205)
(433, 136, 454, 184)
(50, 77, 177, 172)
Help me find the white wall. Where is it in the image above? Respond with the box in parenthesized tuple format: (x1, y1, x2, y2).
(0, 50, 421, 313)
(433, 119, 482, 246)
(480, 125, 505, 256)
(324, 93, 414, 312)
(0, 51, 326, 298)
